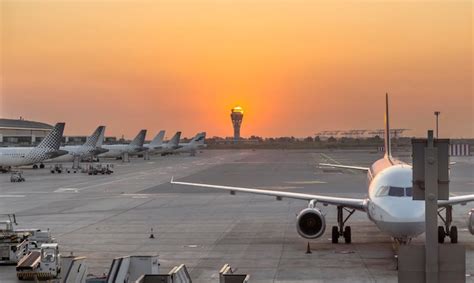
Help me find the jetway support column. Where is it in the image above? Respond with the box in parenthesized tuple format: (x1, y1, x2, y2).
(72, 156, 80, 170)
(122, 152, 130, 162)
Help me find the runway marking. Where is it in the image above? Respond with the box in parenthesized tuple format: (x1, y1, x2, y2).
(0, 195, 25, 198)
(55, 188, 80, 193)
(285, 180, 327, 184)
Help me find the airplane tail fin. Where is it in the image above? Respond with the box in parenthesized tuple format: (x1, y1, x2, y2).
(150, 130, 165, 146)
(189, 132, 206, 145)
(130, 129, 147, 147)
(169, 131, 182, 146)
(384, 93, 392, 159)
(97, 125, 106, 147)
(83, 126, 106, 148)
(37, 122, 65, 150)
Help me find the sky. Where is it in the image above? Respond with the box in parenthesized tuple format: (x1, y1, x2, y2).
(1, 0, 472, 139)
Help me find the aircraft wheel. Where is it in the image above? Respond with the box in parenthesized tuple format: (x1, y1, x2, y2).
(343, 226, 352, 244)
(39, 163, 45, 169)
(331, 226, 339, 244)
(450, 226, 458, 244)
(438, 226, 445, 243)
(33, 164, 38, 169)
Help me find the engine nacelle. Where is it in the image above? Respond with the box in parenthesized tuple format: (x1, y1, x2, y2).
(468, 209, 474, 235)
(296, 208, 326, 239)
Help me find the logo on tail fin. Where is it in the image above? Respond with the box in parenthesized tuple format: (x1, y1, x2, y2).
(190, 132, 206, 144)
(83, 126, 106, 148)
(37, 122, 65, 150)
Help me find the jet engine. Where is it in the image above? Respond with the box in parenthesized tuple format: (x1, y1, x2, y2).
(468, 209, 474, 235)
(296, 207, 326, 239)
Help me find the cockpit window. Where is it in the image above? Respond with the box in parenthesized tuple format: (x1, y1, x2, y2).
(388, 186, 405, 197)
(376, 186, 412, 197)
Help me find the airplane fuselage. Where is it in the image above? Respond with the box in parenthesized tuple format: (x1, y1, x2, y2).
(0, 147, 60, 167)
(365, 158, 424, 241)
(99, 144, 142, 158)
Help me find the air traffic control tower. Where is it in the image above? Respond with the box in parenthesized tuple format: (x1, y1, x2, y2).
(230, 106, 244, 143)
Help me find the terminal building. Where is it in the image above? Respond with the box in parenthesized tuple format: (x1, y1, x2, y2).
(0, 118, 53, 145)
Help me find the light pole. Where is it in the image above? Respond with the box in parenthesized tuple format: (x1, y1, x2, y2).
(434, 111, 440, 138)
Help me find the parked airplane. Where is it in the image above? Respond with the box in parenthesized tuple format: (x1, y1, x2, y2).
(143, 130, 166, 153)
(0, 123, 67, 170)
(99, 129, 147, 159)
(46, 126, 108, 163)
(172, 95, 474, 244)
(173, 132, 206, 155)
(159, 131, 181, 155)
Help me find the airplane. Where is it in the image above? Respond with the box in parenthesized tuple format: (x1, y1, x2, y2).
(173, 132, 207, 155)
(171, 95, 474, 245)
(159, 131, 182, 155)
(0, 123, 67, 170)
(99, 129, 147, 159)
(46, 126, 108, 163)
(143, 130, 166, 154)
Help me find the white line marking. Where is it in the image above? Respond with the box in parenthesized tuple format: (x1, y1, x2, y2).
(0, 195, 25, 198)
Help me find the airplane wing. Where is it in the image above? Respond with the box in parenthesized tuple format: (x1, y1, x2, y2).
(171, 178, 367, 211)
(319, 163, 370, 171)
(439, 194, 474, 207)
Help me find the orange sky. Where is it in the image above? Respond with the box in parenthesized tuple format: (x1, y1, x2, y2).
(1, 0, 472, 139)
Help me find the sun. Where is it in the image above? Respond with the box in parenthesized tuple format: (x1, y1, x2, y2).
(231, 106, 244, 114)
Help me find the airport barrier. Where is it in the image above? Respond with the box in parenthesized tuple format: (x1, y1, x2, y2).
(449, 144, 471, 156)
(107, 255, 159, 283)
(135, 264, 191, 283)
(61, 255, 88, 283)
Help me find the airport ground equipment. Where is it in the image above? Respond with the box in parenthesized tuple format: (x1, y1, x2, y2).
(51, 164, 64, 173)
(10, 171, 25, 182)
(16, 243, 61, 280)
(83, 163, 113, 175)
(468, 209, 474, 235)
(0, 214, 29, 264)
(135, 264, 190, 283)
(219, 264, 250, 283)
(60, 253, 88, 283)
(106, 255, 159, 283)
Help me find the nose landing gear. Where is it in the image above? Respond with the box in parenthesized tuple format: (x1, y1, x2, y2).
(331, 206, 355, 244)
(438, 206, 457, 244)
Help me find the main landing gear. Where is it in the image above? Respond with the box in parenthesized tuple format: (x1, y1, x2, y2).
(438, 206, 458, 244)
(332, 206, 355, 244)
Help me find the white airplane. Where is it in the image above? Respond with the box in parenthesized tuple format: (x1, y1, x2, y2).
(159, 131, 182, 155)
(143, 130, 166, 154)
(0, 123, 67, 170)
(99, 129, 147, 159)
(172, 95, 474, 244)
(46, 126, 108, 163)
(173, 132, 207, 155)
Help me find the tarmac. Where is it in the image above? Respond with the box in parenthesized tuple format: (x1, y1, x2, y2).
(0, 149, 473, 282)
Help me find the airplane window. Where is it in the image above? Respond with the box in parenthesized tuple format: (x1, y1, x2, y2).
(405, 187, 412, 197)
(388, 186, 404, 197)
(376, 186, 390, 197)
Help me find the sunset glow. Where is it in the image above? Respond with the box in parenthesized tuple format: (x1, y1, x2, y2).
(1, 0, 472, 138)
